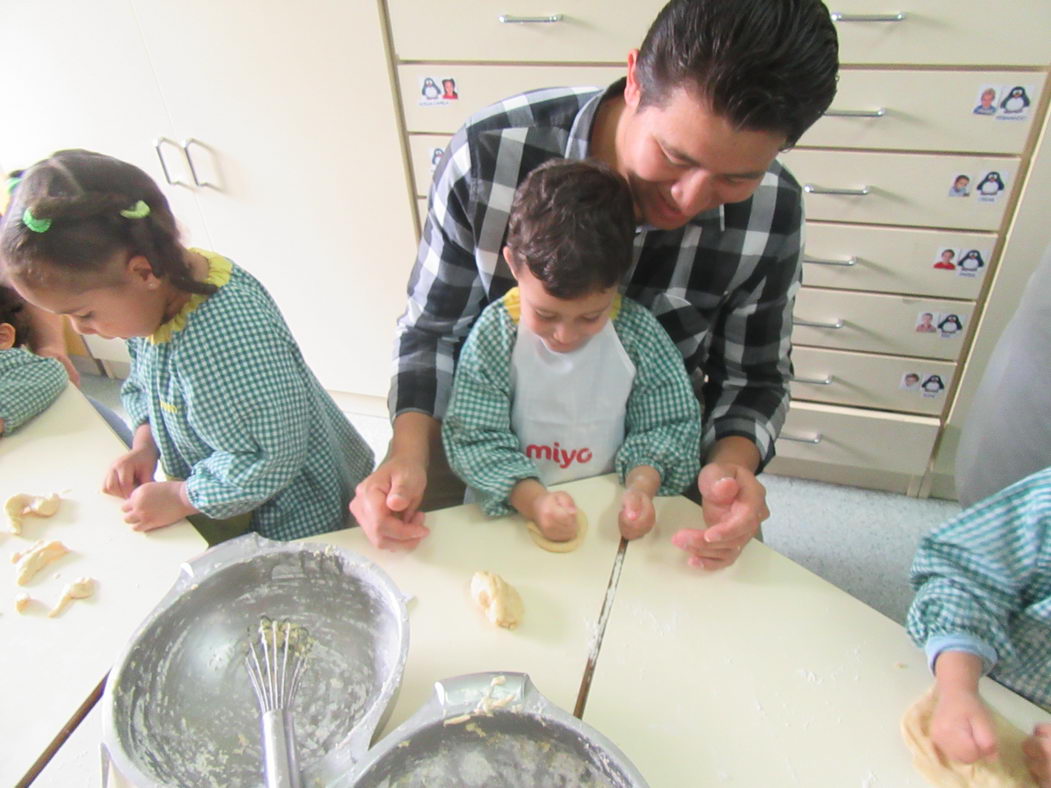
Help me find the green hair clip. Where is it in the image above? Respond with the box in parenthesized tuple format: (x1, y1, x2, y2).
(4, 176, 21, 195)
(119, 200, 151, 219)
(22, 208, 52, 233)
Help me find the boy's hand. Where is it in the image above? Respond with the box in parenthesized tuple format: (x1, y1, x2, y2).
(1024, 723, 1051, 786)
(121, 481, 197, 531)
(619, 487, 655, 540)
(103, 445, 160, 499)
(533, 491, 579, 542)
(931, 686, 999, 764)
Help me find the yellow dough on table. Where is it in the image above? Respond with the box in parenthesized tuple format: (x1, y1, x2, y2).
(525, 510, 589, 553)
(4, 492, 61, 534)
(48, 577, 95, 618)
(11, 539, 69, 585)
(901, 687, 1037, 787)
(470, 571, 523, 629)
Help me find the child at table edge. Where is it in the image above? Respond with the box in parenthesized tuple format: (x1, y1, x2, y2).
(442, 159, 701, 543)
(0, 284, 68, 436)
(906, 465, 1051, 784)
(0, 149, 374, 542)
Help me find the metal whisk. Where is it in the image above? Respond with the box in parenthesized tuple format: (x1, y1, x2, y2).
(245, 616, 312, 788)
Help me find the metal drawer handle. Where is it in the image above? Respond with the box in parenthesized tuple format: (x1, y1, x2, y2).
(824, 108, 886, 118)
(153, 137, 189, 187)
(780, 433, 823, 445)
(498, 14, 564, 23)
(803, 255, 858, 267)
(830, 12, 906, 22)
(795, 318, 845, 330)
(804, 184, 871, 196)
(790, 374, 834, 385)
(181, 138, 218, 189)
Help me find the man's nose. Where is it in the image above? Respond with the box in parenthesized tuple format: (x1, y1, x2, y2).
(672, 170, 714, 215)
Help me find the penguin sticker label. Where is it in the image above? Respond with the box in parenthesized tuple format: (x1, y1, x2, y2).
(972, 86, 998, 117)
(996, 85, 1033, 121)
(915, 311, 939, 334)
(418, 76, 460, 107)
(937, 313, 965, 339)
(933, 247, 959, 271)
(948, 174, 971, 198)
(975, 171, 1007, 204)
(956, 248, 988, 279)
(920, 373, 947, 399)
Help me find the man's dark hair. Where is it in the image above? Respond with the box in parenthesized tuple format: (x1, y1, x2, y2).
(635, 0, 839, 145)
(505, 159, 635, 299)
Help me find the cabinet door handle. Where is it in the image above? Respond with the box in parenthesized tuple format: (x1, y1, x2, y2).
(780, 433, 823, 445)
(153, 137, 189, 187)
(181, 138, 218, 189)
(823, 108, 886, 118)
(804, 184, 871, 196)
(790, 374, 834, 385)
(830, 12, 906, 22)
(498, 13, 563, 23)
(795, 317, 845, 330)
(803, 255, 858, 267)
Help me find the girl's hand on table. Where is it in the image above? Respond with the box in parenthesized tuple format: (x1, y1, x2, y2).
(1024, 723, 1051, 786)
(104, 445, 160, 498)
(619, 488, 655, 540)
(121, 481, 197, 531)
(533, 491, 579, 542)
(931, 685, 999, 764)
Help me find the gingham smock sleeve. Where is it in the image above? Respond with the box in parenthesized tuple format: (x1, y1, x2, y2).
(0, 348, 68, 434)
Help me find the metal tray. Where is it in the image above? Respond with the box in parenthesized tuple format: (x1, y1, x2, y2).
(338, 672, 648, 787)
(101, 533, 410, 787)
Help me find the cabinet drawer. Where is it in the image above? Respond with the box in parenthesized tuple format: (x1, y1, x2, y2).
(803, 223, 994, 299)
(793, 288, 973, 360)
(780, 149, 1018, 230)
(408, 134, 452, 197)
(791, 346, 954, 416)
(400, 64, 623, 134)
(798, 70, 1044, 154)
(774, 401, 939, 475)
(828, 1, 1051, 66)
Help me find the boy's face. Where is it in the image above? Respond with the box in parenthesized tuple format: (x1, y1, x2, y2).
(509, 255, 617, 354)
(613, 51, 786, 230)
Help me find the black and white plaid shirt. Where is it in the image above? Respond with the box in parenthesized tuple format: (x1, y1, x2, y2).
(391, 80, 802, 467)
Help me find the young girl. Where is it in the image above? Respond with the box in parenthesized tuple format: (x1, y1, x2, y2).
(0, 284, 68, 436)
(0, 149, 374, 542)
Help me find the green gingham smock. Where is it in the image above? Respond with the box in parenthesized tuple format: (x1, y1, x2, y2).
(907, 465, 1051, 710)
(443, 289, 701, 516)
(121, 250, 373, 540)
(0, 347, 67, 435)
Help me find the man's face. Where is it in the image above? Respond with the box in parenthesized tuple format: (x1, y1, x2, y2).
(615, 57, 787, 230)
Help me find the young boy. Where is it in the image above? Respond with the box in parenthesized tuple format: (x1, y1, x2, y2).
(0, 285, 68, 436)
(442, 159, 701, 543)
(906, 465, 1051, 783)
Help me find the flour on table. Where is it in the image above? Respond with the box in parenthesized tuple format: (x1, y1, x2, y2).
(11, 539, 69, 585)
(4, 492, 61, 534)
(470, 571, 523, 629)
(526, 511, 589, 553)
(48, 577, 95, 617)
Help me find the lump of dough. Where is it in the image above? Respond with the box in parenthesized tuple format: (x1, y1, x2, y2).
(901, 686, 1036, 787)
(14, 592, 32, 613)
(48, 577, 95, 618)
(4, 492, 61, 535)
(11, 539, 69, 585)
(470, 571, 523, 629)
(526, 510, 589, 553)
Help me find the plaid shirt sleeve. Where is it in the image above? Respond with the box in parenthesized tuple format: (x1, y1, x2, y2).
(614, 299, 702, 496)
(0, 348, 68, 434)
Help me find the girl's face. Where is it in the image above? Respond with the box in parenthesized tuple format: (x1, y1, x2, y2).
(10, 254, 176, 340)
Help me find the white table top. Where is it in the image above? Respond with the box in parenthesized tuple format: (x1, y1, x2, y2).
(0, 386, 206, 785)
(584, 493, 1048, 787)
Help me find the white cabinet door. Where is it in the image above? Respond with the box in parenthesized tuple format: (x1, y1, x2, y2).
(128, 1, 416, 398)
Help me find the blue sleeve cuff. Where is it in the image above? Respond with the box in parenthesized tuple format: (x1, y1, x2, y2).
(925, 634, 998, 675)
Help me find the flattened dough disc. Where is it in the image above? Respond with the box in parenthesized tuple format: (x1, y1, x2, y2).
(526, 510, 588, 553)
(901, 687, 1036, 787)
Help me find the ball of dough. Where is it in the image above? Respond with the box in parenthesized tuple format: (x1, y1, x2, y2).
(470, 571, 523, 629)
(526, 510, 589, 553)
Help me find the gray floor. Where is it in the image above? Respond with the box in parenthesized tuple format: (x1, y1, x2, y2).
(79, 370, 960, 626)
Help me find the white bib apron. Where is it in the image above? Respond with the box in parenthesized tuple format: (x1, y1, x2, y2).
(510, 319, 636, 486)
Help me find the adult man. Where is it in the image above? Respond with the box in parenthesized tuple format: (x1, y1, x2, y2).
(352, 0, 839, 568)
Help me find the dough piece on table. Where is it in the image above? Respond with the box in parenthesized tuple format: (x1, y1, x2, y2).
(15, 592, 32, 613)
(901, 687, 1037, 787)
(11, 539, 69, 585)
(48, 577, 95, 618)
(526, 510, 589, 553)
(4, 492, 61, 535)
(470, 571, 523, 629)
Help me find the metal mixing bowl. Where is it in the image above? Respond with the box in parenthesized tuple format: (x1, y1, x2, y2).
(102, 533, 410, 787)
(338, 672, 648, 787)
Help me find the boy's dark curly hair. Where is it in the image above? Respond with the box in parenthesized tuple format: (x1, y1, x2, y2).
(0, 285, 31, 346)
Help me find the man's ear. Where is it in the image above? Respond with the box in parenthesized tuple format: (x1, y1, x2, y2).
(0, 322, 16, 350)
(624, 48, 642, 111)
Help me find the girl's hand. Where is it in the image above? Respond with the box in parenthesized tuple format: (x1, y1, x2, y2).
(931, 686, 999, 764)
(533, 491, 579, 542)
(619, 487, 655, 540)
(1023, 723, 1051, 787)
(121, 481, 197, 531)
(104, 445, 160, 498)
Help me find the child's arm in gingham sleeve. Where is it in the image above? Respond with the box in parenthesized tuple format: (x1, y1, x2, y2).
(0, 349, 68, 435)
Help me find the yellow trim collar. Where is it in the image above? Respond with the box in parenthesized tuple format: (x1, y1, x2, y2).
(501, 287, 621, 323)
(149, 249, 232, 344)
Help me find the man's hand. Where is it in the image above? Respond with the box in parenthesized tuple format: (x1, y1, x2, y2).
(121, 481, 197, 531)
(349, 455, 430, 550)
(672, 458, 768, 570)
(1024, 723, 1051, 787)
